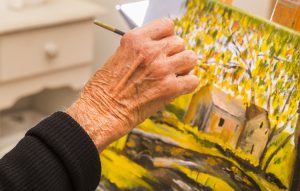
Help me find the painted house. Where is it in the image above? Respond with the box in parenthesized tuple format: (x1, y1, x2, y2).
(237, 104, 270, 160)
(184, 85, 270, 160)
(184, 85, 246, 148)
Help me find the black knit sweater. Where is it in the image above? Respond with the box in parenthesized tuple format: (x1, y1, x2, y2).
(0, 112, 101, 191)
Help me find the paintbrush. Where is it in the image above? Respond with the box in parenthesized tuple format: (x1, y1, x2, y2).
(94, 20, 125, 36)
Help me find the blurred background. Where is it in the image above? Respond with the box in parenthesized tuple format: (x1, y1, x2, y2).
(0, 0, 296, 157)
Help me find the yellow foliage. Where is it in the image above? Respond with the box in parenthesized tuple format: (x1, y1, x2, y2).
(265, 140, 295, 187)
(101, 149, 156, 190)
(108, 135, 128, 151)
(174, 164, 234, 191)
(204, 34, 213, 44)
(138, 119, 223, 157)
(261, 42, 268, 52)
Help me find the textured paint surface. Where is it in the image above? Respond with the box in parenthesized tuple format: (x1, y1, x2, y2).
(99, 0, 300, 190)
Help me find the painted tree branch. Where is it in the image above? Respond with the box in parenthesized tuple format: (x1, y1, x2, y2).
(258, 53, 289, 63)
(281, 85, 296, 114)
(274, 113, 298, 138)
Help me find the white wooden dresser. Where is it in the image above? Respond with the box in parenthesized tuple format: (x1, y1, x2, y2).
(0, 0, 105, 111)
(0, 0, 105, 157)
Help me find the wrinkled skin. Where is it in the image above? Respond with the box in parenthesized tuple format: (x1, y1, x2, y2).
(67, 18, 199, 151)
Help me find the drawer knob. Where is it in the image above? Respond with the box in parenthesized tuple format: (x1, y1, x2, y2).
(45, 43, 58, 59)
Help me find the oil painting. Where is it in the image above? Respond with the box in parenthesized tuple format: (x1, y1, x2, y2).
(98, 0, 300, 190)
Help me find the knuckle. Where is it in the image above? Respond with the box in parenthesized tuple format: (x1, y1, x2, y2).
(120, 31, 138, 47)
(138, 44, 153, 59)
(163, 76, 178, 91)
(172, 83, 182, 95)
(160, 17, 175, 30)
(175, 36, 185, 45)
(172, 36, 185, 48)
(159, 64, 170, 75)
(185, 50, 198, 65)
(151, 62, 168, 76)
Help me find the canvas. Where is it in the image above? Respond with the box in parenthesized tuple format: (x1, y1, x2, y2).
(98, 0, 300, 190)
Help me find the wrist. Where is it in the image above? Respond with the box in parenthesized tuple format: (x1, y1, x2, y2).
(67, 98, 117, 151)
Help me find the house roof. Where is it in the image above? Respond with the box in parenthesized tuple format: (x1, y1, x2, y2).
(246, 104, 267, 120)
(200, 85, 246, 118)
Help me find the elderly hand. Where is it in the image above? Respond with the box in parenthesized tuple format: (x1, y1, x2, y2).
(67, 18, 199, 151)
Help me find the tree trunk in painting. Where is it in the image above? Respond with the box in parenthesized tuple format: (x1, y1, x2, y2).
(260, 85, 297, 169)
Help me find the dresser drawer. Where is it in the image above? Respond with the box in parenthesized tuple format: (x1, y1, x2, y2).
(0, 20, 94, 81)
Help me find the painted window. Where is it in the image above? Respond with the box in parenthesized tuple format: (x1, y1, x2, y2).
(251, 144, 255, 154)
(260, 122, 264, 128)
(218, 118, 225, 127)
(235, 124, 239, 132)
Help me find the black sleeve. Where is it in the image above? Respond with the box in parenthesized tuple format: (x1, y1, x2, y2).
(0, 112, 101, 191)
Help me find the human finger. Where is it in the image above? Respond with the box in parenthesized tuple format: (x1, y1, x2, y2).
(166, 50, 197, 75)
(158, 35, 185, 56)
(139, 18, 175, 40)
(172, 74, 199, 96)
